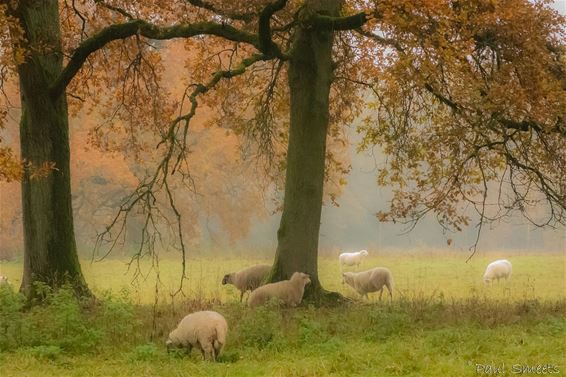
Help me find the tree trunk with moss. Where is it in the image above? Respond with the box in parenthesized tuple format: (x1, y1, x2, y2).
(270, 0, 343, 304)
(15, 0, 89, 298)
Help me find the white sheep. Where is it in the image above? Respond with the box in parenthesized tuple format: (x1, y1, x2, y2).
(166, 311, 228, 361)
(222, 264, 271, 302)
(0, 276, 8, 285)
(342, 267, 393, 301)
(339, 250, 369, 271)
(483, 259, 512, 283)
(248, 272, 311, 308)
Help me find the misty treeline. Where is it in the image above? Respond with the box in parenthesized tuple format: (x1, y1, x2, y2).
(0, 40, 348, 260)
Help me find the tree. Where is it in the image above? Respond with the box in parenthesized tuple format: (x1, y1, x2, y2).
(1, 0, 563, 300)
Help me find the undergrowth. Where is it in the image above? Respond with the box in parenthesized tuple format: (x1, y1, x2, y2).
(0, 283, 564, 376)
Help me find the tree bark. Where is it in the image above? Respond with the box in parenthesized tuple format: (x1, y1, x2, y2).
(270, 0, 342, 304)
(15, 0, 89, 298)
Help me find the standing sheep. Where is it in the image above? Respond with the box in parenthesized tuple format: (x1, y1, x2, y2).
(483, 259, 512, 283)
(222, 264, 271, 302)
(248, 272, 311, 308)
(342, 267, 394, 301)
(166, 311, 228, 361)
(339, 250, 369, 272)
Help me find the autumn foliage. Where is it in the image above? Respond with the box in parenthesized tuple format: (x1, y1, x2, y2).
(0, 1, 564, 286)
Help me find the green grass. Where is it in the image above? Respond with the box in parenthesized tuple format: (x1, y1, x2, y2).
(0, 251, 565, 376)
(2, 251, 564, 303)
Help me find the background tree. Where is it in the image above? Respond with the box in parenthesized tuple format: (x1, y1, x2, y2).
(0, 0, 563, 301)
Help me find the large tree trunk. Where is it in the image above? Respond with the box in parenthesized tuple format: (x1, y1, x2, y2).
(15, 0, 89, 298)
(270, 1, 342, 303)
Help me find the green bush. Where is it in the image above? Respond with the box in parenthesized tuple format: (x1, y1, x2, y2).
(0, 284, 25, 351)
(364, 308, 412, 341)
(233, 301, 282, 349)
(22, 345, 63, 360)
(23, 283, 102, 353)
(128, 343, 160, 361)
(97, 289, 138, 345)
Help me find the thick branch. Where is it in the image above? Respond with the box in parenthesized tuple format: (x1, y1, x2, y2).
(309, 11, 371, 31)
(186, 0, 254, 22)
(258, 0, 288, 58)
(51, 20, 259, 98)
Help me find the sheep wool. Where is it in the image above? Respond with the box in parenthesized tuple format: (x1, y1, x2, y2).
(342, 267, 393, 300)
(222, 264, 272, 302)
(248, 272, 311, 308)
(339, 250, 369, 270)
(483, 259, 512, 283)
(166, 311, 228, 361)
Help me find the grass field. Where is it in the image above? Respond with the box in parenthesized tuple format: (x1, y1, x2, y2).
(0, 250, 565, 376)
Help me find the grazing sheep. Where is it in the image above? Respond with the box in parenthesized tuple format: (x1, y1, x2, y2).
(222, 264, 271, 302)
(248, 272, 311, 308)
(483, 259, 512, 283)
(166, 311, 228, 361)
(342, 267, 394, 301)
(339, 250, 369, 271)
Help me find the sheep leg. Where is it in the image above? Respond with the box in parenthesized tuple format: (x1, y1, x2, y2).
(379, 288, 384, 301)
(202, 343, 215, 361)
(210, 346, 217, 362)
(240, 290, 244, 302)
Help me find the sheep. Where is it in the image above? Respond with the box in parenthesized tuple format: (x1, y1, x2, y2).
(166, 310, 228, 362)
(342, 267, 394, 301)
(248, 272, 311, 308)
(483, 259, 512, 283)
(222, 264, 271, 302)
(0, 276, 8, 285)
(339, 249, 369, 272)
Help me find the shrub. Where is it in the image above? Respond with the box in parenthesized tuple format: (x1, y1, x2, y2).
(23, 345, 63, 360)
(24, 283, 102, 353)
(97, 289, 138, 345)
(0, 285, 25, 351)
(128, 343, 159, 361)
(233, 301, 282, 349)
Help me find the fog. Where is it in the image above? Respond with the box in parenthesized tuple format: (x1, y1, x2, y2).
(234, 124, 566, 255)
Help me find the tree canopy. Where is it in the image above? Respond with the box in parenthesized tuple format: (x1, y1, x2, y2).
(0, 0, 564, 297)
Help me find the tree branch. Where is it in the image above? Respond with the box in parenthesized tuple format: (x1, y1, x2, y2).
(186, 0, 254, 22)
(51, 20, 260, 98)
(309, 11, 374, 31)
(258, 0, 288, 58)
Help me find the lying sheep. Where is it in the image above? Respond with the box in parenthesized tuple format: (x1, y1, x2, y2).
(248, 272, 311, 308)
(166, 311, 228, 361)
(342, 267, 393, 301)
(222, 264, 271, 302)
(483, 259, 512, 283)
(339, 250, 369, 271)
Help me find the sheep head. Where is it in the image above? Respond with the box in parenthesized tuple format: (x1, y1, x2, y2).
(221, 273, 232, 285)
(290, 272, 311, 286)
(360, 250, 368, 257)
(342, 272, 355, 287)
(165, 330, 179, 352)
